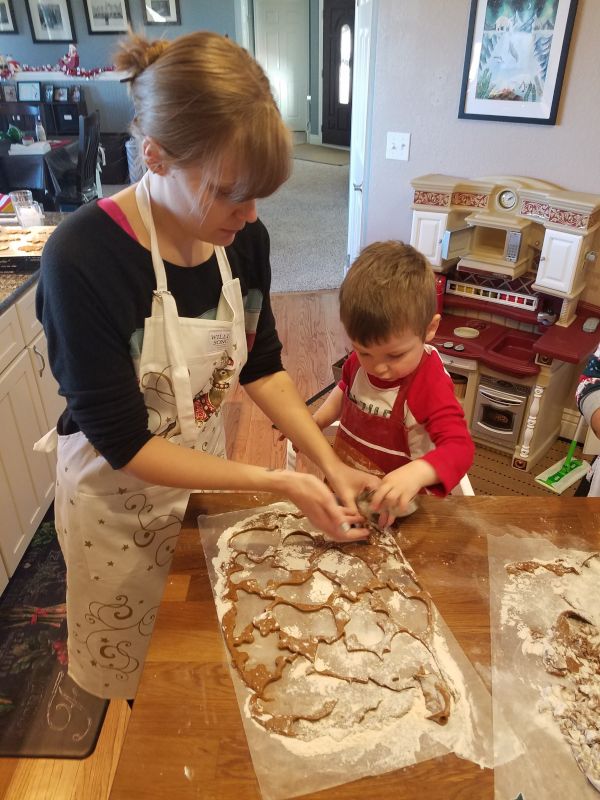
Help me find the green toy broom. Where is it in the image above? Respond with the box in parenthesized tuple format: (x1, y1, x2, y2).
(535, 417, 590, 494)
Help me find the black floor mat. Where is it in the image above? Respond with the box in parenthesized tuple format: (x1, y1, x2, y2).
(0, 517, 108, 758)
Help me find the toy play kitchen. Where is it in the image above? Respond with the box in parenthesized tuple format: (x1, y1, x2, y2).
(410, 174, 600, 472)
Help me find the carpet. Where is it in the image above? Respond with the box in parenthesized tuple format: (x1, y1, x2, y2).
(293, 143, 350, 166)
(258, 159, 348, 293)
(0, 517, 109, 758)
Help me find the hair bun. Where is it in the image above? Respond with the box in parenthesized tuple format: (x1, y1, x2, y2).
(114, 33, 170, 81)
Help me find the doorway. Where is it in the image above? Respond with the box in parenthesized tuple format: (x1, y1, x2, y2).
(253, 0, 309, 134)
(322, 0, 355, 147)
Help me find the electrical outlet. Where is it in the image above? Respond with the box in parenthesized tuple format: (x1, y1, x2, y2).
(386, 131, 410, 161)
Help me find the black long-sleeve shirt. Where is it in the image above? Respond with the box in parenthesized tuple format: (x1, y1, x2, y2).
(36, 202, 283, 469)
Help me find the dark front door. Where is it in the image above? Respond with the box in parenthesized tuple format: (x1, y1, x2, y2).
(322, 0, 355, 147)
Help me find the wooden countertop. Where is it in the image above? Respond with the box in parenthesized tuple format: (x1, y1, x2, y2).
(109, 494, 600, 800)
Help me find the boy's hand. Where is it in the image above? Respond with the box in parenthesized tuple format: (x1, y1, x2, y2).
(370, 460, 437, 525)
(324, 462, 381, 516)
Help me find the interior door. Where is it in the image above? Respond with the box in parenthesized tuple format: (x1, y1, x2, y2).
(322, 0, 355, 146)
(346, 0, 377, 266)
(253, 0, 309, 132)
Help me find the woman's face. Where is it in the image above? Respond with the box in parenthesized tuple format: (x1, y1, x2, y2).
(164, 159, 258, 246)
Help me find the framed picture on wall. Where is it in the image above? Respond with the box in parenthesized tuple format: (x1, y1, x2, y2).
(2, 83, 17, 102)
(458, 0, 579, 125)
(0, 0, 18, 34)
(141, 0, 180, 25)
(17, 81, 42, 102)
(84, 0, 131, 34)
(44, 84, 54, 103)
(69, 85, 81, 102)
(25, 0, 76, 43)
(54, 86, 68, 102)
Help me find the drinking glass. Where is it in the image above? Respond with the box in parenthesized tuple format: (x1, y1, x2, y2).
(9, 190, 45, 227)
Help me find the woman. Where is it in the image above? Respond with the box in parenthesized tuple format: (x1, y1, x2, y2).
(36, 31, 377, 700)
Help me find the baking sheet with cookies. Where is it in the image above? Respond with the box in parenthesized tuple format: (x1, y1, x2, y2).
(0, 226, 55, 262)
(198, 503, 509, 800)
(489, 534, 600, 798)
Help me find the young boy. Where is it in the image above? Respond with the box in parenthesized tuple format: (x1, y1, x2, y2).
(313, 241, 474, 519)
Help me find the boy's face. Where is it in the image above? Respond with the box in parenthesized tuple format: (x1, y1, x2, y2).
(351, 315, 440, 382)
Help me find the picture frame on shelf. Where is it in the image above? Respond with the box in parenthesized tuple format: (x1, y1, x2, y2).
(54, 86, 68, 103)
(17, 81, 41, 102)
(84, 0, 131, 34)
(2, 83, 17, 102)
(25, 0, 76, 43)
(69, 85, 81, 103)
(0, 0, 18, 34)
(458, 0, 578, 125)
(141, 0, 180, 25)
(44, 84, 54, 103)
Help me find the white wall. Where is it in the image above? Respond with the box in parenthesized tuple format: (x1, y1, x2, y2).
(364, 0, 600, 247)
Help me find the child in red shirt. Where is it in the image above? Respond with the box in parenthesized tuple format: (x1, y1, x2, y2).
(313, 241, 474, 520)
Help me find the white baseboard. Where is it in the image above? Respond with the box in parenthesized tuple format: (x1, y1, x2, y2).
(309, 133, 322, 145)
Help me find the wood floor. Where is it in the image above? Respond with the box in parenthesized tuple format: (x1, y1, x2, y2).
(0, 289, 346, 800)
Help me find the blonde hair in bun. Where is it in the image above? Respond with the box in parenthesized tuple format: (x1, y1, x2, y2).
(114, 30, 291, 202)
(114, 32, 170, 82)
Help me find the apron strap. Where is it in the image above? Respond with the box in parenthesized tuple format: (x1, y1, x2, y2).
(134, 175, 197, 447)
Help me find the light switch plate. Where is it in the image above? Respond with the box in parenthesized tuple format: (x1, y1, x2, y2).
(386, 131, 410, 161)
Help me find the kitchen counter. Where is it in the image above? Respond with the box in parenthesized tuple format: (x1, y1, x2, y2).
(109, 493, 600, 800)
(436, 310, 600, 376)
(0, 213, 66, 314)
(433, 313, 541, 377)
(533, 309, 600, 364)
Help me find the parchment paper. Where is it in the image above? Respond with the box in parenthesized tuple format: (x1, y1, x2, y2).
(488, 534, 599, 799)
(199, 503, 500, 800)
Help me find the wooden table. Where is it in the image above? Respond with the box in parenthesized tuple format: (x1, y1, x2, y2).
(109, 494, 600, 800)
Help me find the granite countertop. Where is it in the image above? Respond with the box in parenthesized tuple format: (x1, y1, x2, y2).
(0, 212, 66, 314)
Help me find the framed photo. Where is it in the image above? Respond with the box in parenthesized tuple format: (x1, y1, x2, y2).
(0, 0, 18, 34)
(54, 86, 68, 102)
(25, 0, 76, 43)
(141, 0, 180, 25)
(458, 0, 579, 125)
(18, 81, 41, 102)
(44, 84, 54, 103)
(84, 0, 131, 34)
(68, 85, 81, 102)
(2, 83, 17, 102)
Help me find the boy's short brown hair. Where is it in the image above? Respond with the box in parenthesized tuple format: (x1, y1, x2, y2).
(339, 241, 437, 344)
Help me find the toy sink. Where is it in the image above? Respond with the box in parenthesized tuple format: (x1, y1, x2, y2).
(489, 332, 536, 363)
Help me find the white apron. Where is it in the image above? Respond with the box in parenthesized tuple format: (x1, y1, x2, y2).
(37, 174, 247, 698)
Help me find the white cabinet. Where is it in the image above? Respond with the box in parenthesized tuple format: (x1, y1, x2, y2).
(534, 228, 585, 297)
(0, 282, 63, 581)
(410, 210, 472, 269)
(0, 349, 54, 575)
(410, 211, 448, 267)
(28, 330, 65, 430)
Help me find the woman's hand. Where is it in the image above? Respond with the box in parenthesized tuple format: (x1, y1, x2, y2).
(277, 470, 369, 541)
(324, 462, 381, 515)
(369, 460, 437, 526)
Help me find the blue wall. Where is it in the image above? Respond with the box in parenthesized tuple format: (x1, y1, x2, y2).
(1, 1, 236, 69)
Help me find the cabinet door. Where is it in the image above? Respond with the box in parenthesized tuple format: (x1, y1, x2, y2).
(536, 229, 583, 295)
(410, 211, 447, 266)
(0, 349, 54, 575)
(28, 330, 65, 430)
(15, 283, 43, 345)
